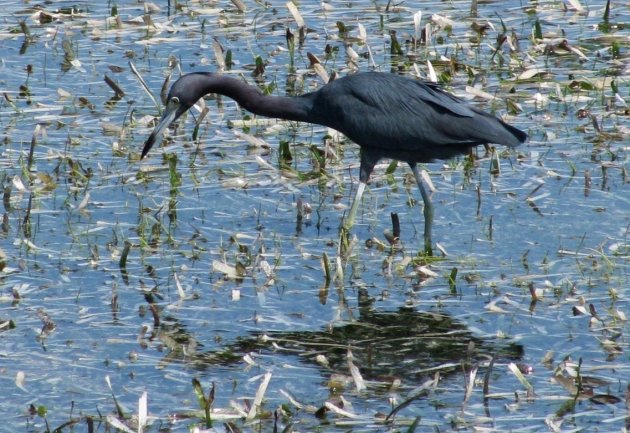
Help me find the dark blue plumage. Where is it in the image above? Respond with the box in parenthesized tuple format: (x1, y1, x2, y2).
(143, 71, 527, 253)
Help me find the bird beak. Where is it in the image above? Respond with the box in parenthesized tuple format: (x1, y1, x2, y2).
(141, 100, 181, 159)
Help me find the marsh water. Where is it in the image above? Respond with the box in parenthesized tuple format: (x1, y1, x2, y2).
(1, 1, 629, 431)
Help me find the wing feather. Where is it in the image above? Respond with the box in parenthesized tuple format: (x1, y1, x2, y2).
(309, 72, 523, 162)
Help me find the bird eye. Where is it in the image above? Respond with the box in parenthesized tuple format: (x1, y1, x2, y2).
(171, 96, 180, 104)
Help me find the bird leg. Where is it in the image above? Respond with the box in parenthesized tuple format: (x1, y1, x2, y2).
(343, 151, 379, 231)
(339, 181, 366, 258)
(343, 181, 366, 231)
(410, 164, 433, 256)
(339, 151, 379, 258)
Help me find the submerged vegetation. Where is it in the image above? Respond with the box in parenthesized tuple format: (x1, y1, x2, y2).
(0, 0, 628, 431)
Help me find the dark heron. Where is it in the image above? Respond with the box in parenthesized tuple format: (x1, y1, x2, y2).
(142, 71, 527, 253)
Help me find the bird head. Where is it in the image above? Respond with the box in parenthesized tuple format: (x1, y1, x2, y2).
(141, 74, 207, 159)
(141, 97, 187, 159)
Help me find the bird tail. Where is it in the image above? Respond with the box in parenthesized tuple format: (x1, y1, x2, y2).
(498, 118, 528, 147)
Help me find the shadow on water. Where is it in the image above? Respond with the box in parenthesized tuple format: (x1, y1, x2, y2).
(153, 288, 523, 385)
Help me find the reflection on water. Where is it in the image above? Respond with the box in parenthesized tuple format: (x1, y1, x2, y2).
(0, 0, 628, 431)
(156, 287, 524, 379)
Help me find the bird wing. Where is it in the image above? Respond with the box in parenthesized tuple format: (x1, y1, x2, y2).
(401, 81, 477, 118)
(311, 74, 522, 162)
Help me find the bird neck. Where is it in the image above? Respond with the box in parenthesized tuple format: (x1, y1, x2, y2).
(208, 76, 313, 123)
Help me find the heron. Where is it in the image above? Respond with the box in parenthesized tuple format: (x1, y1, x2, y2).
(142, 71, 527, 254)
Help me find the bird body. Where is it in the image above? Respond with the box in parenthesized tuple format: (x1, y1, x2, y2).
(307, 73, 524, 165)
(143, 71, 527, 253)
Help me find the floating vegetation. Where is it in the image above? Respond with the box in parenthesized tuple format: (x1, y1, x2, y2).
(0, 0, 628, 432)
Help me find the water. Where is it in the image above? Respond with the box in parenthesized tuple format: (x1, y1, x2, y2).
(1, 0, 629, 431)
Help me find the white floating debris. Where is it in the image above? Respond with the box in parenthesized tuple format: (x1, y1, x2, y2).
(15, 371, 27, 391)
(414, 11, 423, 42)
(517, 68, 550, 80)
(213, 260, 238, 279)
(431, 14, 454, 29)
(12, 175, 28, 192)
(426, 59, 437, 83)
(347, 350, 366, 392)
(247, 371, 272, 420)
(286, 1, 305, 28)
